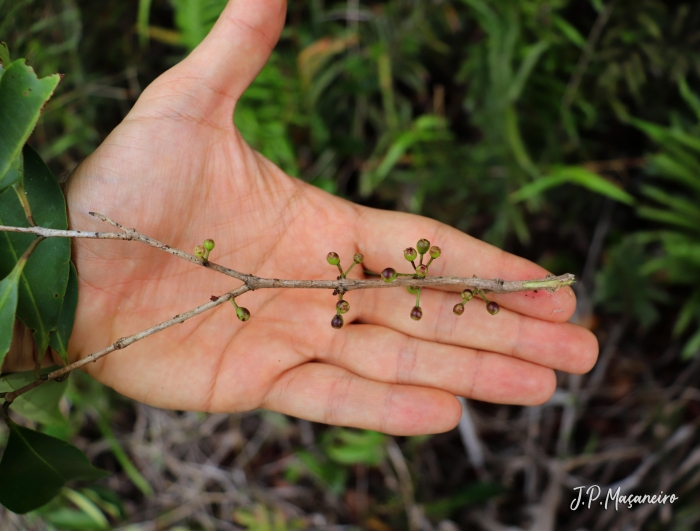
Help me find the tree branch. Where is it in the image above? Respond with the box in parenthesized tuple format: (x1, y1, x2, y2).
(0, 213, 576, 404)
(3, 286, 249, 403)
(0, 213, 575, 294)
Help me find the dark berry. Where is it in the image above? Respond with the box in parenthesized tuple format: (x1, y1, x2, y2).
(336, 300, 350, 314)
(416, 239, 430, 255)
(236, 307, 251, 321)
(429, 246, 441, 259)
(331, 314, 344, 329)
(406, 285, 420, 295)
(462, 289, 473, 301)
(327, 252, 340, 265)
(410, 306, 423, 321)
(381, 267, 398, 282)
(415, 264, 428, 277)
(486, 301, 500, 315)
(404, 247, 418, 261)
(453, 303, 464, 316)
(353, 253, 364, 264)
(194, 245, 206, 258)
(203, 239, 215, 251)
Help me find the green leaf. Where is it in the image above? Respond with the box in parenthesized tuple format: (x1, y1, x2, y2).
(0, 58, 60, 184)
(0, 422, 108, 514)
(0, 263, 23, 368)
(507, 40, 550, 103)
(0, 367, 68, 425)
(424, 482, 504, 518)
(0, 145, 70, 359)
(552, 15, 586, 48)
(49, 262, 78, 366)
(0, 151, 22, 193)
(510, 166, 635, 205)
(0, 43, 11, 67)
(681, 328, 700, 360)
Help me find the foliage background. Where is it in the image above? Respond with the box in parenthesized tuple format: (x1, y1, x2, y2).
(2, 0, 700, 529)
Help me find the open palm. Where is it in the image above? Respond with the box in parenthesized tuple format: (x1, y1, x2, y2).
(64, 0, 597, 435)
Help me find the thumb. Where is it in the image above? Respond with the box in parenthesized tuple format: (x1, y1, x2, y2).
(156, 0, 286, 107)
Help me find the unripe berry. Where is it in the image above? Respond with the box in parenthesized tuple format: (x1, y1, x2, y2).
(404, 247, 418, 261)
(336, 300, 350, 314)
(453, 303, 465, 316)
(327, 252, 340, 266)
(353, 253, 364, 264)
(486, 301, 500, 315)
(410, 306, 423, 321)
(381, 267, 398, 282)
(429, 246, 441, 259)
(462, 289, 473, 301)
(416, 239, 430, 255)
(236, 307, 251, 322)
(406, 285, 420, 295)
(194, 245, 206, 258)
(415, 264, 428, 277)
(203, 239, 215, 251)
(331, 314, 344, 329)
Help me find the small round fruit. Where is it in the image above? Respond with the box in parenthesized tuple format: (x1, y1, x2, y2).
(194, 245, 206, 258)
(410, 306, 423, 321)
(236, 307, 251, 322)
(462, 289, 473, 301)
(453, 303, 465, 316)
(203, 239, 215, 251)
(331, 314, 344, 329)
(486, 301, 500, 315)
(429, 246, 441, 259)
(404, 247, 418, 261)
(336, 300, 350, 314)
(381, 267, 398, 282)
(415, 264, 428, 277)
(327, 252, 340, 265)
(353, 253, 364, 264)
(416, 239, 430, 255)
(406, 285, 420, 295)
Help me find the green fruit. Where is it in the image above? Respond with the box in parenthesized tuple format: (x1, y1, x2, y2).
(327, 252, 340, 265)
(453, 303, 465, 316)
(410, 306, 423, 321)
(236, 307, 251, 322)
(331, 314, 344, 329)
(416, 239, 430, 255)
(406, 285, 420, 295)
(353, 253, 364, 264)
(415, 264, 428, 277)
(381, 267, 398, 282)
(336, 300, 350, 314)
(404, 247, 418, 261)
(429, 246, 441, 259)
(462, 289, 473, 301)
(203, 239, 215, 251)
(194, 245, 206, 258)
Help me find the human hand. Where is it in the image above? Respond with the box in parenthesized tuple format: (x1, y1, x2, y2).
(63, 0, 597, 435)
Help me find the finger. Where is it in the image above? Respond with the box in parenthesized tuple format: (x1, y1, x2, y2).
(136, 0, 287, 124)
(261, 363, 462, 436)
(321, 324, 557, 405)
(355, 286, 598, 374)
(183, 0, 286, 101)
(354, 207, 577, 322)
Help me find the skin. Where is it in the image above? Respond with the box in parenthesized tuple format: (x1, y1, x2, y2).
(59, 0, 598, 436)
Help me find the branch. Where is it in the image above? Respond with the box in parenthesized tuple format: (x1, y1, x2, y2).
(0, 213, 576, 403)
(0, 213, 575, 294)
(3, 286, 249, 403)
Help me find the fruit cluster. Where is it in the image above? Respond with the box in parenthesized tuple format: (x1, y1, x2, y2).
(326, 251, 364, 329)
(326, 239, 500, 329)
